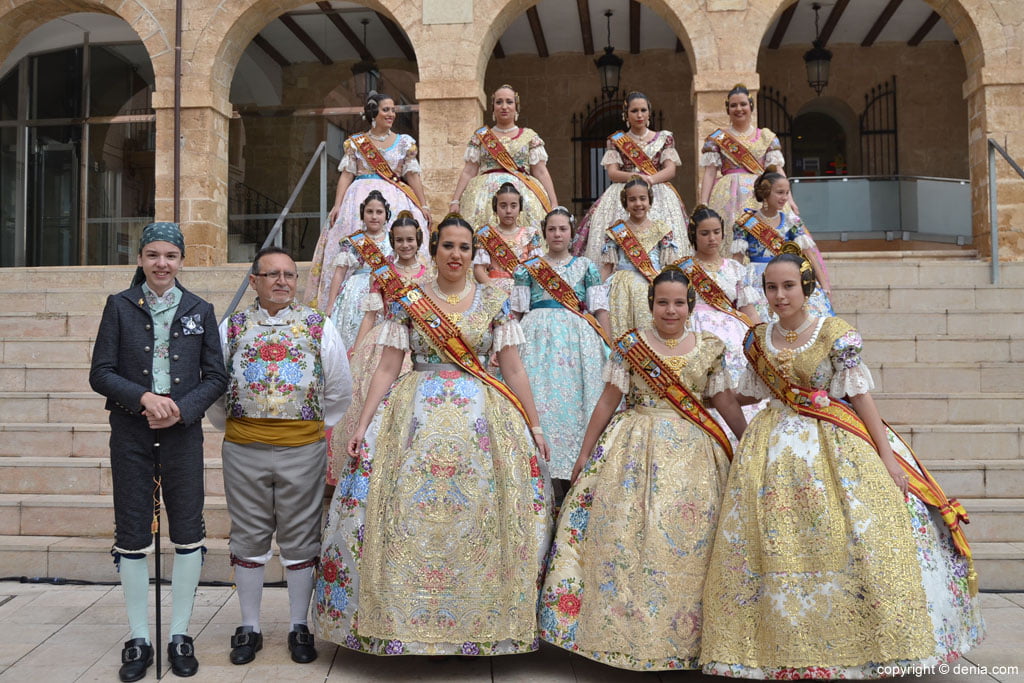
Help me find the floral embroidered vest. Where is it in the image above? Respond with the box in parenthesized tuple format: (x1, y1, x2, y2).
(225, 302, 326, 421)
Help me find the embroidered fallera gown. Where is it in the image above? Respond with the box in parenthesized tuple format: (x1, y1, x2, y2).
(315, 285, 552, 656)
(539, 331, 733, 670)
(328, 234, 392, 350)
(474, 226, 542, 297)
(306, 134, 427, 308)
(511, 256, 609, 480)
(700, 317, 984, 678)
(459, 127, 551, 230)
(574, 130, 689, 263)
(732, 208, 834, 320)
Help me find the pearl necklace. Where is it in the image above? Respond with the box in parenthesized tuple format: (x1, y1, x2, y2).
(776, 315, 815, 344)
(492, 125, 518, 135)
(653, 328, 687, 350)
(367, 129, 390, 142)
(728, 125, 754, 138)
(432, 278, 473, 306)
(545, 252, 572, 267)
(627, 128, 650, 142)
(394, 261, 420, 277)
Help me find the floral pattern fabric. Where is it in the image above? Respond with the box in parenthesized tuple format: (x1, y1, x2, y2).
(459, 127, 550, 230)
(539, 332, 732, 670)
(329, 235, 393, 350)
(700, 317, 984, 678)
(315, 284, 552, 655)
(602, 221, 680, 341)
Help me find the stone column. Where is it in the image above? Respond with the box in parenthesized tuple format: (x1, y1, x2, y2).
(153, 95, 231, 266)
(691, 71, 761, 202)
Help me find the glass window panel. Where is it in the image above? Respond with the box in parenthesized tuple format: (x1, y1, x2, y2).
(89, 44, 154, 117)
(30, 48, 82, 119)
(27, 125, 80, 265)
(0, 70, 17, 122)
(0, 127, 17, 266)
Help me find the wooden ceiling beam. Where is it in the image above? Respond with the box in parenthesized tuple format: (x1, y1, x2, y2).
(577, 0, 594, 55)
(629, 0, 640, 55)
(280, 14, 332, 65)
(908, 10, 941, 46)
(252, 33, 290, 68)
(817, 0, 849, 48)
(375, 11, 415, 62)
(861, 0, 903, 47)
(314, 2, 372, 61)
(767, 1, 798, 50)
(526, 6, 549, 58)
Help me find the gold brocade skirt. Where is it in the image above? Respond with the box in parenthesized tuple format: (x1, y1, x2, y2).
(539, 405, 730, 670)
(700, 402, 937, 674)
(608, 270, 653, 342)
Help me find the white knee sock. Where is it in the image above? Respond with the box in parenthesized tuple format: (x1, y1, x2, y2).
(233, 564, 265, 632)
(119, 555, 151, 642)
(169, 548, 202, 638)
(285, 565, 314, 628)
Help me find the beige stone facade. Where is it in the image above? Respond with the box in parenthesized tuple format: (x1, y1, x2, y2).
(1, 0, 1022, 263)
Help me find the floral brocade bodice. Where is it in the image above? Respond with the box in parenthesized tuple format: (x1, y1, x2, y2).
(385, 284, 516, 365)
(607, 331, 728, 410)
(467, 127, 547, 173)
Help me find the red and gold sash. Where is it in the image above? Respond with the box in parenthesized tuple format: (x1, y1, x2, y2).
(607, 221, 659, 283)
(476, 225, 524, 276)
(708, 128, 766, 176)
(609, 131, 660, 176)
(474, 127, 553, 213)
(682, 261, 753, 327)
(616, 330, 733, 460)
(736, 210, 784, 256)
(522, 256, 611, 347)
(743, 325, 976, 583)
(349, 231, 390, 271)
(377, 271, 530, 424)
(352, 134, 424, 211)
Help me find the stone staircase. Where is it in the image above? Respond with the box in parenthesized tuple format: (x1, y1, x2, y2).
(0, 256, 1022, 588)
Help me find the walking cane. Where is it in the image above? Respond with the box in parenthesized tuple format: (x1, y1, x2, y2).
(152, 438, 163, 679)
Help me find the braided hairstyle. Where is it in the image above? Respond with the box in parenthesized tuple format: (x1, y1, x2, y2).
(491, 182, 524, 214)
(363, 91, 393, 123)
(726, 83, 754, 112)
(753, 164, 786, 203)
(620, 175, 654, 209)
(429, 213, 476, 258)
(648, 265, 696, 312)
(687, 204, 725, 249)
(359, 189, 391, 222)
(622, 91, 651, 123)
(388, 210, 423, 250)
(763, 242, 815, 297)
(542, 206, 577, 239)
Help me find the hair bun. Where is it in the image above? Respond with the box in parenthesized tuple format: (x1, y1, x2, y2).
(764, 164, 779, 174)
(689, 204, 710, 220)
(395, 210, 416, 221)
(732, 83, 747, 90)
(780, 241, 802, 256)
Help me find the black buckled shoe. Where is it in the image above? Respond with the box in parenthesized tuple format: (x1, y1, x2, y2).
(118, 638, 153, 683)
(229, 626, 263, 665)
(167, 634, 198, 677)
(287, 624, 318, 664)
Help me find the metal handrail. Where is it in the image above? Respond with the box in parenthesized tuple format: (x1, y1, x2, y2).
(221, 140, 329, 322)
(988, 138, 1024, 284)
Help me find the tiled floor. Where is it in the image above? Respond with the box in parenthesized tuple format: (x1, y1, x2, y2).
(0, 583, 1021, 682)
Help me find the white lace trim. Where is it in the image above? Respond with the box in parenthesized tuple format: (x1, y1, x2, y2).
(510, 285, 531, 313)
(765, 150, 785, 168)
(376, 319, 409, 350)
(600, 244, 619, 265)
(360, 292, 383, 312)
(528, 144, 549, 166)
(700, 151, 722, 167)
(660, 147, 682, 166)
(830, 363, 875, 398)
(730, 238, 749, 255)
(601, 148, 623, 167)
(464, 144, 481, 165)
(586, 283, 610, 312)
(472, 250, 491, 266)
(796, 232, 816, 251)
(337, 152, 358, 174)
(602, 358, 630, 394)
(735, 284, 759, 308)
(402, 158, 422, 175)
(735, 367, 769, 400)
(332, 250, 359, 269)
(705, 363, 734, 398)
(492, 318, 526, 351)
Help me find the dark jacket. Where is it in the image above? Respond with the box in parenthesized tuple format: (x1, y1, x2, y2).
(89, 282, 228, 426)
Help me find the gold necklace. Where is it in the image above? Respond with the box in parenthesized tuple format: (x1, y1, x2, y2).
(653, 328, 687, 349)
(432, 278, 473, 306)
(776, 315, 815, 343)
(394, 261, 420, 277)
(694, 255, 722, 271)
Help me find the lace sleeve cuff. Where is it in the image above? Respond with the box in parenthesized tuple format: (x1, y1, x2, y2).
(601, 149, 623, 167)
(402, 158, 422, 175)
(660, 147, 682, 166)
(586, 283, 610, 312)
(765, 150, 785, 168)
(735, 367, 769, 400)
(700, 151, 722, 167)
(830, 363, 875, 398)
(602, 358, 630, 394)
(473, 249, 491, 266)
(735, 284, 759, 307)
(730, 238, 749, 255)
(376, 319, 410, 350)
(464, 144, 481, 164)
(600, 246, 619, 265)
(528, 144, 549, 166)
(337, 153, 358, 174)
(704, 363, 735, 399)
(333, 251, 359, 269)
(492, 318, 527, 352)
(795, 232, 817, 251)
(360, 292, 384, 312)
(510, 285, 531, 313)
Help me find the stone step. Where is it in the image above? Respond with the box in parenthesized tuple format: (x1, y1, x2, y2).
(845, 311, 1024, 337)
(874, 392, 1023, 425)
(924, 460, 1024, 498)
(895, 424, 1023, 461)
(831, 285, 1024, 313)
(825, 259, 1024, 288)
(873, 363, 1024, 395)
(860, 336, 1024, 365)
(0, 392, 117, 423)
(0, 423, 225, 458)
(0, 457, 225, 497)
(0, 493, 231, 538)
(0, 338, 96, 365)
(956, 498, 1024, 543)
(0, 364, 93, 392)
(0, 537, 1019, 589)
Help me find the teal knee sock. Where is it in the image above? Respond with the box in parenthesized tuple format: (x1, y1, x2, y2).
(169, 548, 203, 638)
(119, 555, 150, 642)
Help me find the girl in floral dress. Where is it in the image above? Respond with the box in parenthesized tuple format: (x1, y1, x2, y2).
(473, 183, 542, 296)
(701, 247, 983, 678)
(539, 267, 746, 671)
(315, 215, 552, 656)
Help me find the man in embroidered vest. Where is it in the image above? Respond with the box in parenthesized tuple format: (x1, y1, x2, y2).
(209, 246, 352, 666)
(89, 222, 228, 681)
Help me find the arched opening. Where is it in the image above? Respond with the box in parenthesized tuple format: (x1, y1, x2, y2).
(484, 0, 696, 217)
(227, 1, 417, 262)
(757, 0, 971, 247)
(0, 13, 154, 266)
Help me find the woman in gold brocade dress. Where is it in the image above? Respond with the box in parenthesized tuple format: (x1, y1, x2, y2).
(448, 85, 557, 230)
(539, 268, 747, 671)
(700, 248, 983, 679)
(315, 215, 552, 656)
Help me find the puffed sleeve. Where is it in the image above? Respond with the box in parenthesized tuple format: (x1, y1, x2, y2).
(376, 301, 410, 350)
(510, 266, 532, 313)
(789, 216, 818, 252)
(398, 135, 421, 175)
(700, 137, 722, 168)
(734, 366, 770, 400)
(764, 135, 785, 169)
(583, 261, 609, 312)
(464, 133, 482, 164)
(829, 327, 875, 398)
(527, 133, 549, 166)
(658, 228, 680, 266)
(337, 138, 359, 174)
(658, 132, 682, 166)
(492, 299, 527, 351)
(360, 291, 384, 313)
(728, 259, 759, 307)
(601, 351, 630, 394)
(731, 218, 750, 255)
(700, 334, 734, 399)
(473, 249, 492, 266)
(601, 137, 624, 168)
(332, 240, 360, 269)
(601, 234, 619, 265)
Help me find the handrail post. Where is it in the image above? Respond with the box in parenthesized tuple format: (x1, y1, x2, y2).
(989, 140, 999, 285)
(320, 144, 328, 234)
